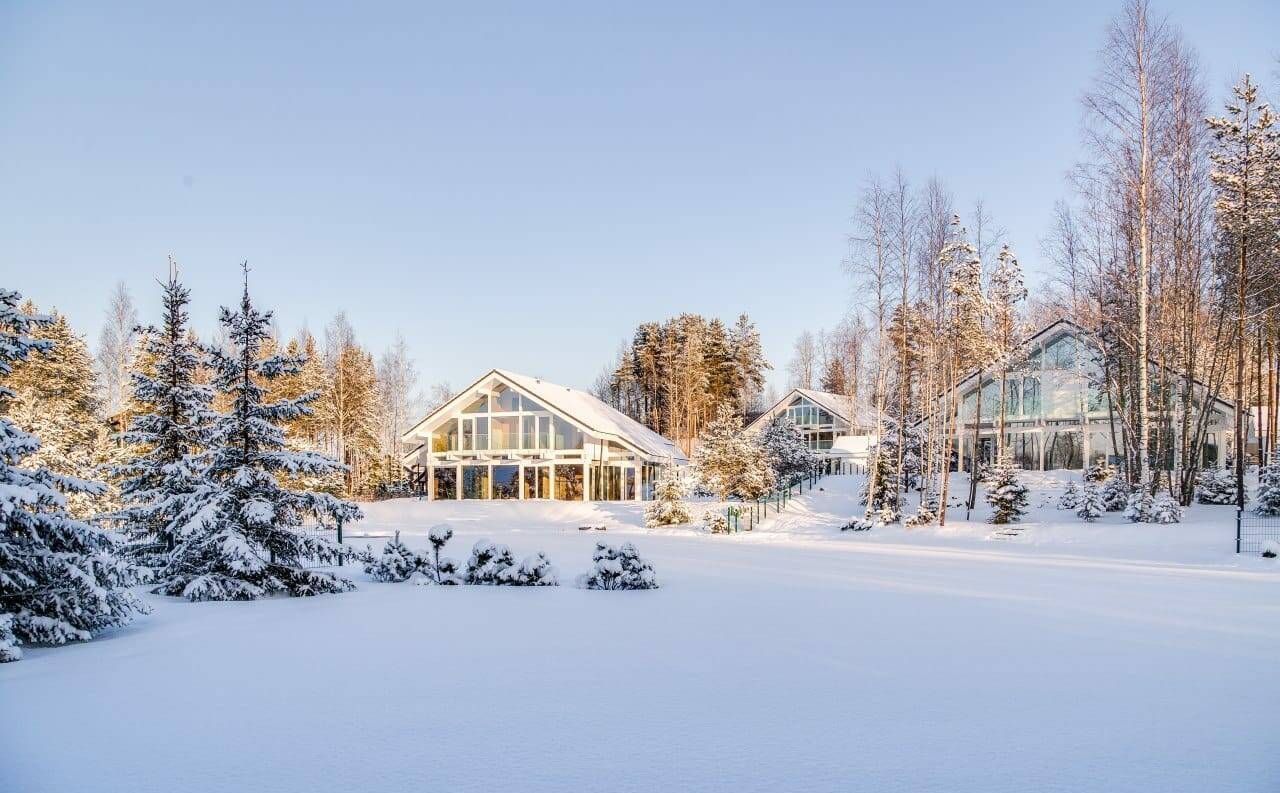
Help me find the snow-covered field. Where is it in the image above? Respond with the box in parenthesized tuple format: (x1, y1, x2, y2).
(4, 474, 1278, 792)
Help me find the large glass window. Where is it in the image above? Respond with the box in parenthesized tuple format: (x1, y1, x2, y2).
(1006, 379, 1021, 416)
(1044, 336, 1077, 370)
(474, 417, 489, 450)
(553, 417, 583, 450)
(432, 468, 457, 500)
(462, 465, 489, 498)
(1045, 431, 1082, 469)
(493, 384, 520, 412)
(433, 419, 459, 452)
(491, 416, 518, 449)
(592, 466, 623, 501)
(462, 395, 487, 414)
(538, 416, 551, 449)
(521, 416, 537, 449)
(462, 420, 474, 451)
(624, 468, 636, 500)
(1022, 376, 1041, 417)
(522, 396, 545, 412)
(492, 465, 519, 498)
(554, 465, 583, 500)
(523, 466, 549, 499)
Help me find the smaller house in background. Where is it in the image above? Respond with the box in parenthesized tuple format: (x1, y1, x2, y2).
(746, 387, 877, 473)
(400, 369, 687, 501)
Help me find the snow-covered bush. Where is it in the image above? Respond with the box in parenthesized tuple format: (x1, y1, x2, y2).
(1195, 467, 1243, 505)
(364, 531, 427, 583)
(702, 511, 729, 534)
(1123, 490, 1155, 523)
(1076, 483, 1104, 522)
(578, 542, 659, 590)
(985, 455, 1029, 525)
(1254, 453, 1280, 516)
(1084, 460, 1114, 483)
(498, 552, 559, 586)
(1100, 478, 1130, 512)
(904, 501, 938, 527)
(841, 518, 873, 531)
(1262, 541, 1279, 559)
(644, 466, 692, 527)
(1149, 494, 1184, 524)
(460, 540, 557, 585)
(1057, 481, 1081, 510)
(426, 523, 462, 585)
(462, 540, 517, 585)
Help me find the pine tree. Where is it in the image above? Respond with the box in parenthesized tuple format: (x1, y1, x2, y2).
(692, 403, 774, 501)
(108, 268, 216, 567)
(1149, 494, 1184, 524)
(0, 288, 146, 662)
(984, 453, 1029, 524)
(1058, 481, 1082, 510)
(1077, 483, 1105, 522)
(154, 272, 361, 601)
(757, 415, 815, 485)
(1254, 452, 1280, 516)
(2, 303, 106, 517)
(1123, 490, 1155, 522)
(643, 465, 692, 527)
(1195, 467, 1242, 505)
(578, 542, 659, 590)
(1101, 477, 1130, 511)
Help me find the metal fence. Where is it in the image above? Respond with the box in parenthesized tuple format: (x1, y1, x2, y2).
(1235, 509, 1280, 554)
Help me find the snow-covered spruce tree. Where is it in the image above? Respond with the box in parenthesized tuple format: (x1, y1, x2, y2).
(702, 510, 729, 534)
(499, 552, 558, 586)
(1100, 477, 1130, 512)
(1123, 490, 1155, 523)
(1076, 483, 1104, 522)
(1084, 460, 1114, 483)
(984, 454, 1029, 524)
(1254, 453, 1280, 517)
(364, 531, 426, 583)
(1149, 494, 1184, 524)
(578, 542, 658, 590)
(643, 464, 692, 527)
(463, 539, 516, 584)
(107, 266, 216, 567)
(1057, 481, 1082, 510)
(426, 523, 461, 585)
(1195, 467, 1242, 505)
(757, 415, 815, 485)
(0, 289, 146, 662)
(154, 274, 361, 601)
(692, 403, 774, 501)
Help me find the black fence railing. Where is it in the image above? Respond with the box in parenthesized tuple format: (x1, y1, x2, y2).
(1236, 509, 1280, 554)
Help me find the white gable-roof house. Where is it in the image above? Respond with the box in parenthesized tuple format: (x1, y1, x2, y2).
(401, 369, 687, 501)
(745, 387, 878, 474)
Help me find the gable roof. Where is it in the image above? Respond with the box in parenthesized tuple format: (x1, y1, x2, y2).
(746, 387, 875, 432)
(401, 368, 688, 463)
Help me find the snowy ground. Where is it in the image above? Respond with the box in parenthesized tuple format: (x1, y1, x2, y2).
(4, 474, 1278, 792)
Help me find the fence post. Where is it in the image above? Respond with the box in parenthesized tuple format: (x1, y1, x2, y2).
(337, 515, 344, 545)
(1236, 508, 1241, 554)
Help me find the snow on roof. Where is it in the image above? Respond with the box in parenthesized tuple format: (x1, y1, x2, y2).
(747, 387, 876, 431)
(402, 368, 687, 463)
(495, 370, 687, 462)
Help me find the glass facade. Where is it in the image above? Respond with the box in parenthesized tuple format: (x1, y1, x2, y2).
(491, 416, 519, 450)
(492, 465, 520, 498)
(462, 465, 489, 499)
(432, 468, 456, 500)
(553, 417, 583, 450)
(555, 465, 584, 500)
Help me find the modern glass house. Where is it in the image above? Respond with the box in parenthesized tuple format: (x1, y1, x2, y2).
(935, 319, 1240, 471)
(400, 369, 687, 501)
(745, 387, 876, 473)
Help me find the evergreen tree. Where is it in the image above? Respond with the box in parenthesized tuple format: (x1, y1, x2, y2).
(643, 465, 692, 527)
(154, 273, 360, 601)
(692, 403, 774, 501)
(1254, 452, 1280, 516)
(426, 524, 461, 585)
(108, 268, 216, 566)
(1123, 490, 1155, 522)
(1195, 467, 1243, 505)
(1149, 494, 1184, 524)
(1076, 483, 1105, 522)
(0, 288, 146, 662)
(1057, 481, 1082, 510)
(757, 415, 815, 484)
(984, 453, 1029, 524)
(2, 303, 106, 517)
(578, 542, 659, 590)
(1100, 477, 1130, 511)
(363, 531, 426, 583)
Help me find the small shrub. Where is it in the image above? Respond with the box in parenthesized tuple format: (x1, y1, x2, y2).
(904, 502, 938, 528)
(1057, 481, 1081, 510)
(702, 511, 729, 534)
(463, 540, 517, 585)
(985, 456, 1029, 524)
(579, 542, 659, 590)
(1076, 483, 1104, 522)
(498, 552, 559, 586)
(1195, 468, 1242, 505)
(363, 532, 427, 583)
(1149, 494, 1184, 524)
(1084, 460, 1114, 483)
(426, 524, 462, 585)
(1101, 478, 1130, 512)
(1123, 491, 1155, 523)
(1262, 541, 1279, 559)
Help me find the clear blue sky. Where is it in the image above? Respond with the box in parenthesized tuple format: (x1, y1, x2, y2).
(2, 0, 1276, 396)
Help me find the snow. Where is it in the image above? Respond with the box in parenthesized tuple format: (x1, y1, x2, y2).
(2, 473, 1278, 792)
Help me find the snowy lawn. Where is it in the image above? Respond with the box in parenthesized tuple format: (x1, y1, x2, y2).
(3, 474, 1278, 792)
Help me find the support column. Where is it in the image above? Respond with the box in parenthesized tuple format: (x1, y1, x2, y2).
(455, 464, 462, 500)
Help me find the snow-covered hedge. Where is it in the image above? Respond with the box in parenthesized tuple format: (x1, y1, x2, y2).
(578, 542, 659, 590)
